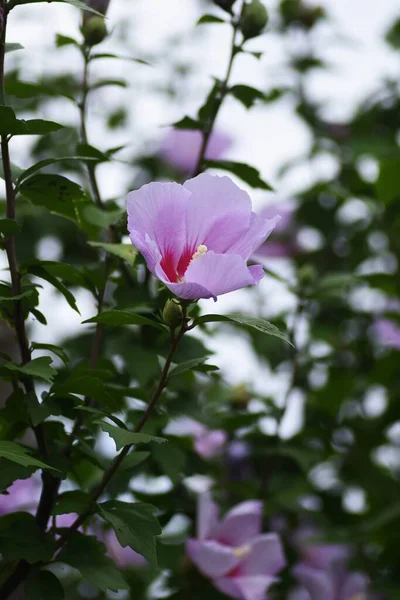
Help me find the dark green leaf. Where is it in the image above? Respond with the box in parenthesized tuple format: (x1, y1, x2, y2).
(0, 441, 55, 470)
(52, 375, 119, 412)
(11, 0, 105, 16)
(100, 422, 166, 451)
(19, 174, 90, 224)
(204, 160, 273, 190)
(55, 33, 79, 47)
(76, 143, 110, 163)
(57, 532, 128, 592)
(119, 451, 150, 471)
(91, 53, 151, 66)
(82, 205, 123, 228)
(100, 501, 161, 564)
(16, 156, 101, 188)
(25, 393, 50, 426)
(83, 310, 166, 331)
(168, 357, 208, 379)
(88, 242, 138, 266)
(229, 84, 267, 108)
(197, 14, 226, 25)
(152, 442, 186, 483)
(24, 264, 80, 313)
(2, 356, 57, 383)
(195, 314, 291, 344)
(376, 159, 400, 205)
(0, 219, 21, 237)
(52, 491, 90, 516)
(0, 513, 56, 564)
(90, 79, 127, 91)
(171, 116, 202, 131)
(0, 106, 64, 136)
(25, 570, 64, 600)
(31, 342, 69, 365)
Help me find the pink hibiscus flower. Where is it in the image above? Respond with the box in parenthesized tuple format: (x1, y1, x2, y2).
(186, 491, 285, 600)
(127, 174, 280, 300)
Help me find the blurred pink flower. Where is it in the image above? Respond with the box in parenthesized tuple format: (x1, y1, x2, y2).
(290, 529, 369, 600)
(105, 529, 147, 569)
(374, 318, 400, 350)
(159, 128, 232, 174)
(127, 174, 279, 300)
(186, 491, 285, 600)
(0, 477, 39, 515)
(253, 203, 295, 259)
(166, 417, 227, 458)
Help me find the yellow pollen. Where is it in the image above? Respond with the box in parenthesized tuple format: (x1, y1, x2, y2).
(233, 544, 251, 559)
(191, 244, 208, 262)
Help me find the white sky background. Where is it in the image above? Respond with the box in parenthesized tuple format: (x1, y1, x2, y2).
(1, 0, 400, 439)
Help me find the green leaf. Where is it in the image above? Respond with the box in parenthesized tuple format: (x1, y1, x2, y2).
(119, 451, 150, 471)
(25, 393, 50, 426)
(0, 513, 56, 564)
(0, 441, 55, 470)
(376, 159, 400, 205)
(88, 242, 138, 266)
(52, 491, 90, 516)
(55, 33, 79, 47)
(204, 160, 273, 190)
(76, 143, 110, 163)
(16, 155, 101, 188)
(0, 218, 21, 237)
(195, 314, 292, 345)
(11, 0, 105, 16)
(229, 84, 267, 109)
(2, 356, 57, 383)
(0, 460, 36, 492)
(197, 14, 226, 25)
(100, 422, 166, 451)
(31, 342, 69, 365)
(90, 79, 127, 91)
(168, 357, 208, 379)
(82, 205, 123, 228)
(19, 173, 90, 224)
(52, 375, 119, 412)
(91, 53, 151, 66)
(152, 442, 186, 483)
(5, 43, 24, 53)
(171, 116, 202, 131)
(0, 106, 64, 136)
(100, 501, 161, 564)
(25, 570, 64, 600)
(57, 532, 128, 592)
(24, 263, 80, 313)
(83, 310, 166, 331)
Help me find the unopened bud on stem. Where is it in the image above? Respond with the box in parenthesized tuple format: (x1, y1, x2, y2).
(163, 299, 183, 330)
(240, 0, 269, 40)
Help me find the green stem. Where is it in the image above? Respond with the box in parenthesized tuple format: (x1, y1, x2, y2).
(193, 3, 243, 177)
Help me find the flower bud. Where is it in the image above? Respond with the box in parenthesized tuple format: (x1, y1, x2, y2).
(298, 264, 317, 287)
(230, 384, 250, 408)
(81, 15, 108, 46)
(240, 0, 268, 40)
(163, 299, 183, 329)
(213, 0, 236, 13)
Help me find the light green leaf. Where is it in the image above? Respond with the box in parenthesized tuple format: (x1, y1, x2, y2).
(82, 205, 123, 228)
(5, 43, 24, 53)
(31, 342, 69, 365)
(197, 14, 226, 25)
(88, 242, 138, 266)
(100, 422, 166, 451)
(195, 314, 292, 345)
(100, 501, 161, 564)
(168, 357, 208, 379)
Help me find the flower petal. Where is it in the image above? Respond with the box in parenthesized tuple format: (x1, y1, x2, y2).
(127, 181, 191, 276)
(214, 575, 276, 600)
(184, 251, 262, 299)
(239, 534, 286, 576)
(186, 539, 239, 578)
(197, 491, 219, 540)
(183, 174, 252, 254)
(227, 213, 281, 260)
(340, 572, 369, 599)
(293, 564, 335, 600)
(195, 430, 227, 459)
(216, 500, 263, 546)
